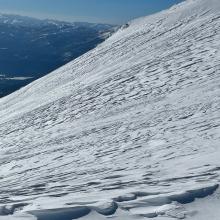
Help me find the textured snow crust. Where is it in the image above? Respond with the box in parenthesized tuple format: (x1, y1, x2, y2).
(0, 0, 220, 219)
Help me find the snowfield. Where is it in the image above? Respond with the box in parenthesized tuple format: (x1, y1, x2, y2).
(0, 0, 220, 219)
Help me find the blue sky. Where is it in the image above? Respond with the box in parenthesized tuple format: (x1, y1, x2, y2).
(0, 0, 184, 24)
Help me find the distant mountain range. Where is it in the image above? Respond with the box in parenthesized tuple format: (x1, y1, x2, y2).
(0, 13, 116, 97)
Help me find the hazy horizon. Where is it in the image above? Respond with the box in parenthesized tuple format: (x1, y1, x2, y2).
(0, 0, 184, 25)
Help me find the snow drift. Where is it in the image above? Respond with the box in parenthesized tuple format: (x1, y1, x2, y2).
(0, 0, 220, 219)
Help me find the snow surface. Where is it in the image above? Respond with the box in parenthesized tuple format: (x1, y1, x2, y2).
(0, 0, 220, 219)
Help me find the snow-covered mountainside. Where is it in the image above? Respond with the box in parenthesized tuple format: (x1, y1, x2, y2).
(0, 13, 115, 97)
(0, 0, 220, 219)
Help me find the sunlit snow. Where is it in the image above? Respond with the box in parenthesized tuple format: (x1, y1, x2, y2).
(0, 0, 220, 219)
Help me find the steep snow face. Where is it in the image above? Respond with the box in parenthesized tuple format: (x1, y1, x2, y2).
(0, 0, 220, 219)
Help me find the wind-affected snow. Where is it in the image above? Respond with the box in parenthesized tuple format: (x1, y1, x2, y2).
(0, 0, 220, 219)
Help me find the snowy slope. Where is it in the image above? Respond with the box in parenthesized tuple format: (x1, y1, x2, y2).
(0, 0, 220, 219)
